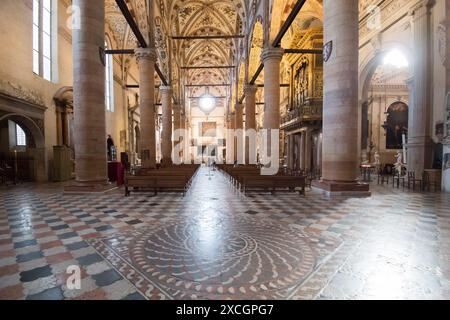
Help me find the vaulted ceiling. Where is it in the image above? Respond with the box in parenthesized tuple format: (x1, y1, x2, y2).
(105, 0, 148, 48)
(164, 0, 248, 99)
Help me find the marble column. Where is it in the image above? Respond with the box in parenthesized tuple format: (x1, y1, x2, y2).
(443, 0, 450, 192)
(173, 104, 181, 162)
(261, 47, 284, 160)
(235, 104, 244, 164)
(313, 0, 370, 195)
(65, 0, 111, 193)
(180, 112, 186, 162)
(305, 129, 312, 172)
(447, 0, 450, 94)
(135, 48, 157, 169)
(288, 134, 295, 170)
(55, 109, 63, 146)
(160, 86, 173, 165)
(299, 133, 305, 171)
(407, 0, 434, 176)
(229, 113, 236, 163)
(244, 85, 257, 164)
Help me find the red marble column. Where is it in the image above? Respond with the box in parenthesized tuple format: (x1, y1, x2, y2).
(261, 47, 284, 162)
(65, 0, 112, 193)
(313, 0, 370, 196)
(135, 48, 157, 169)
(160, 86, 173, 165)
(235, 104, 244, 164)
(244, 85, 257, 164)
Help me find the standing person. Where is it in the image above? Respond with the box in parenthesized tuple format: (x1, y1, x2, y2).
(107, 135, 115, 162)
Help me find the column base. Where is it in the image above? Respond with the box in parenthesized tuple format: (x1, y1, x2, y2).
(64, 180, 117, 194)
(312, 180, 371, 197)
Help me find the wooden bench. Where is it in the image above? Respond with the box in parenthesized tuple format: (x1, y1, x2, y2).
(242, 175, 306, 196)
(0, 164, 14, 185)
(125, 175, 190, 196)
(125, 165, 200, 197)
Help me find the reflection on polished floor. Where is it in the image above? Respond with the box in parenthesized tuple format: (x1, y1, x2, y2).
(0, 167, 450, 300)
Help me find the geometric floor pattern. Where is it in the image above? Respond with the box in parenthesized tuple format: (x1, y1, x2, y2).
(1, 166, 450, 299)
(88, 215, 336, 300)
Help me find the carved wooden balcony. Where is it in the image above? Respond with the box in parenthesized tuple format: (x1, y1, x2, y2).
(281, 98, 323, 130)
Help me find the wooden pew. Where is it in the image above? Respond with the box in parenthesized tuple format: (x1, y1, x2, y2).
(242, 175, 306, 196)
(125, 164, 200, 197)
(125, 176, 157, 196)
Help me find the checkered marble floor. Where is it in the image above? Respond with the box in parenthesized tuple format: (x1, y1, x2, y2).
(1, 167, 449, 300)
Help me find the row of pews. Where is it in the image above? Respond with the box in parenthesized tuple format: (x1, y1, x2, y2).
(124, 164, 200, 197)
(217, 164, 307, 196)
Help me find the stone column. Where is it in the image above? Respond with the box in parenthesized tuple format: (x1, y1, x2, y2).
(173, 104, 181, 162)
(135, 48, 157, 169)
(229, 113, 236, 163)
(244, 85, 257, 164)
(442, 0, 450, 192)
(235, 104, 244, 164)
(407, 0, 434, 176)
(261, 47, 284, 160)
(447, 0, 450, 94)
(305, 129, 312, 172)
(160, 86, 173, 165)
(65, 0, 111, 193)
(288, 134, 295, 170)
(312, 0, 370, 195)
(56, 109, 62, 145)
(299, 133, 305, 171)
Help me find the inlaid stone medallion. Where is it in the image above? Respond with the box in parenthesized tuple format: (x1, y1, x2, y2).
(90, 215, 319, 299)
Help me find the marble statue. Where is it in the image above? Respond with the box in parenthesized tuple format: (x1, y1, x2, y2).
(394, 151, 404, 175)
(374, 151, 381, 167)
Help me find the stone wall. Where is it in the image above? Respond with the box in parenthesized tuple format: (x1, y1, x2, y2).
(0, 0, 139, 181)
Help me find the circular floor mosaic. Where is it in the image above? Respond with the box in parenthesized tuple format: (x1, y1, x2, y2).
(128, 216, 316, 299)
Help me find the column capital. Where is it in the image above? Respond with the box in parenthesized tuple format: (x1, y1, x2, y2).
(261, 47, 284, 63)
(159, 86, 173, 94)
(244, 84, 258, 95)
(410, 0, 434, 18)
(134, 48, 157, 62)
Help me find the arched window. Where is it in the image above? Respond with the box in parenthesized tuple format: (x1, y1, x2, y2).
(33, 0, 56, 81)
(16, 124, 27, 147)
(105, 40, 114, 112)
(7, 121, 27, 149)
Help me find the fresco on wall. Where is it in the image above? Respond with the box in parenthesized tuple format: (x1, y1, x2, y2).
(386, 102, 408, 150)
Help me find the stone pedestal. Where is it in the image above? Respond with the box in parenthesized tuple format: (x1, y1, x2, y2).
(312, 0, 370, 196)
(244, 85, 257, 164)
(160, 86, 173, 165)
(135, 48, 157, 169)
(65, 0, 113, 193)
